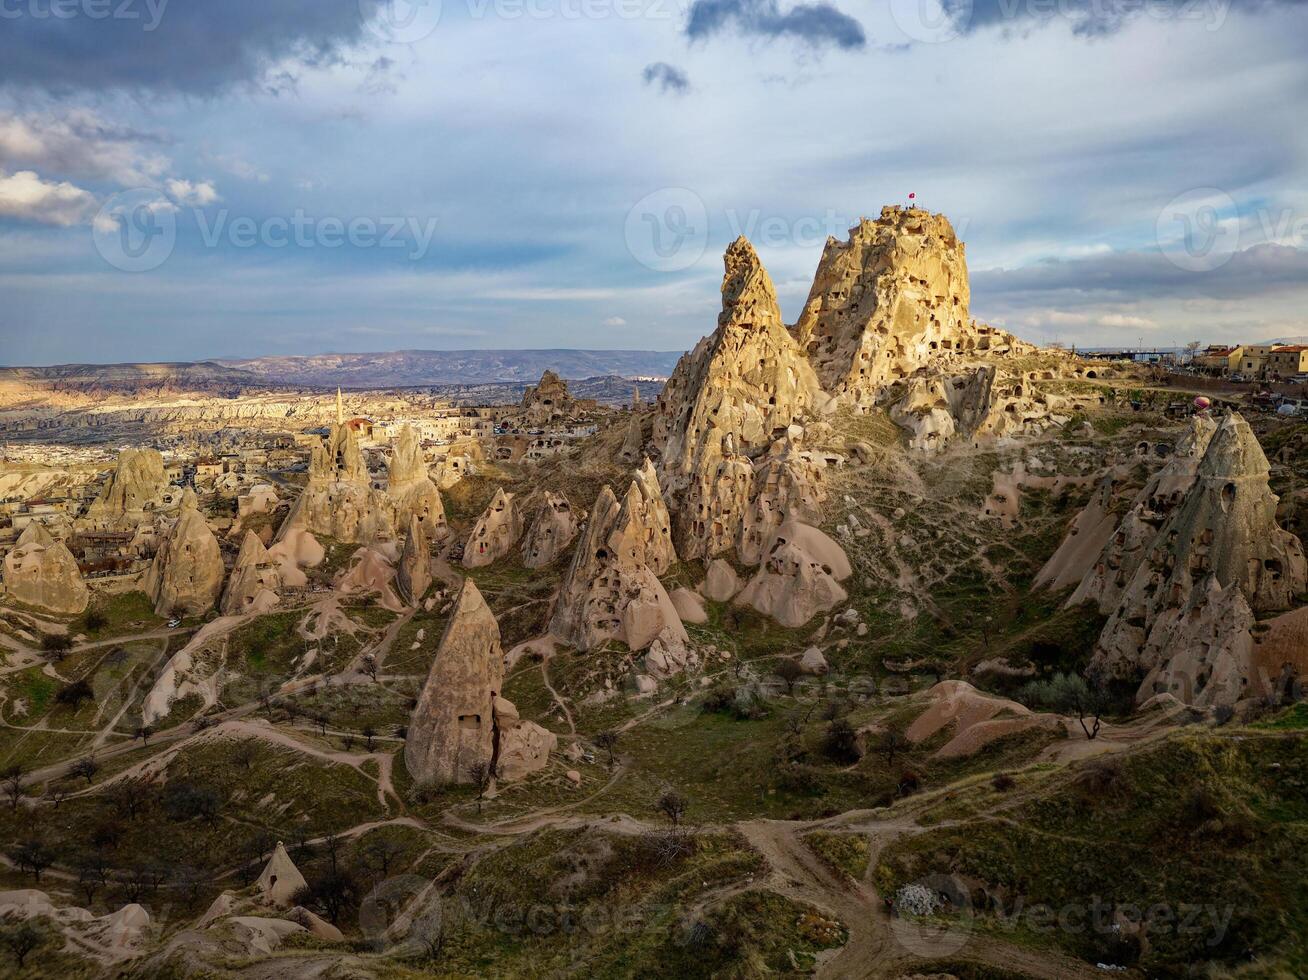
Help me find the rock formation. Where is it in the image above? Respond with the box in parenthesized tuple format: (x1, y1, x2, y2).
(518, 369, 594, 425)
(396, 516, 431, 606)
(521, 492, 580, 568)
(549, 484, 688, 653)
(387, 425, 447, 538)
(463, 488, 523, 568)
(654, 237, 828, 559)
(618, 410, 645, 463)
(406, 579, 548, 785)
(87, 448, 170, 524)
(143, 489, 224, 617)
(735, 520, 851, 628)
(220, 531, 283, 616)
(1062, 415, 1218, 610)
(791, 207, 983, 405)
(739, 433, 830, 565)
(1090, 414, 1307, 706)
(256, 842, 308, 908)
(2, 522, 89, 615)
(282, 419, 394, 545)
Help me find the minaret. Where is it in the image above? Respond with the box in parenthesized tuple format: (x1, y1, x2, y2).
(632, 385, 641, 410)
(336, 387, 344, 426)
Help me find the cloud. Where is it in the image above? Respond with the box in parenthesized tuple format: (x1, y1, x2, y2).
(0, 169, 96, 225)
(945, 0, 1305, 37)
(642, 63, 690, 94)
(603, 316, 628, 327)
(0, 109, 169, 185)
(165, 179, 219, 206)
(685, 0, 866, 49)
(0, 0, 385, 94)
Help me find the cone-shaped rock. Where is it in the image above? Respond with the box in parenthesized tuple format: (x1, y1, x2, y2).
(405, 579, 505, 785)
(396, 516, 431, 606)
(463, 487, 522, 569)
(256, 842, 308, 908)
(521, 492, 580, 569)
(144, 489, 224, 617)
(1091, 414, 1307, 706)
(87, 448, 169, 524)
(221, 530, 282, 615)
(2, 522, 89, 615)
(388, 425, 448, 538)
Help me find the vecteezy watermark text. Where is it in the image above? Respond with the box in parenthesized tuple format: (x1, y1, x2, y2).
(0, 0, 168, 30)
(92, 190, 439, 272)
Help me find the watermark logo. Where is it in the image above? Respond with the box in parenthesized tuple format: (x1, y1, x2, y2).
(92, 188, 176, 273)
(624, 187, 709, 273)
(890, 0, 970, 43)
(362, 0, 443, 43)
(359, 874, 444, 954)
(1156, 187, 1240, 273)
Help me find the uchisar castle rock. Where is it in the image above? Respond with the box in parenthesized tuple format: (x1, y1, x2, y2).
(1, 206, 1305, 979)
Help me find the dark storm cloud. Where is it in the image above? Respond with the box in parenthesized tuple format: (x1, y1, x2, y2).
(685, 0, 866, 49)
(0, 0, 384, 94)
(946, 0, 1307, 37)
(642, 62, 690, 93)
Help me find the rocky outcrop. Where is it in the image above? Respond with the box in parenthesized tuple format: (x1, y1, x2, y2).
(1065, 416, 1218, 611)
(396, 516, 432, 606)
(549, 484, 687, 653)
(491, 697, 557, 781)
(143, 489, 224, 617)
(405, 579, 505, 786)
(463, 488, 523, 569)
(221, 531, 283, 616)
(1090, 414, 1307, 706)
(521, 492, 580, 569)
(87, 448, 170, 524)
(387, 425, 447, 539)
(2, 522, 89, 615)
(735, 520, 851, 628)
(618, 410, 645, 463)
(739, 433, 829, 565)
(654, 237, 828, 559)
(283, 422, 394, 544)
(518, 370, 595, 425)
(791, 207, 986, 405)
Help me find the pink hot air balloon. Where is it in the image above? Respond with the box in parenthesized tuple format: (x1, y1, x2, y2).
(908, 192, 916, 200)
(1194, 396, 1211, 411)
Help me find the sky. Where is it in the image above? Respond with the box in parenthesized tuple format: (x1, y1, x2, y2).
(0, 0, 1306, 365)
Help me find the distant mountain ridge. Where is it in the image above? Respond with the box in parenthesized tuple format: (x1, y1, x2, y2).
(221, 349, 684, 387)
(0, 349, 686, 392)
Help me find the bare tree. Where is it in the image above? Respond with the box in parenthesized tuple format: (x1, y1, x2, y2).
(655, 788, 688, 827)
(362, 726, 377, 751)
(466, 761, 491, 814)
(594, 730, 619, 768)
(359, 653, 379, 683)
(1, 764, 25, 812)
(232, 740, 259, 771)
(70, 756, 99, 785)
(134, 724, 153, 746)
(879, 727, 907, 768)
(0, 915, 43, 969)
(9, 839, 54, 882)
(773, 659, 804, 696)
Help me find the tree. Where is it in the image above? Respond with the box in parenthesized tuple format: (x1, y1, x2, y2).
(232, 740, 259, 771)
(594, 730, 619, 768)
(43, 782, 70, 809)
(293, 868, 358, 924)
(0, 915, 43, 969)
(360, 835, 404, 879)
(360, 653, 379, 683)
(362, 726, 377, 751)
(655, 787, 688, 827)
(9, 839, 54, 882)
(55, 679, 94, 709)
(466, 761, 491, 814)
(879, 727, 908, 768)
(1021, 671, 1110, 740)
(162, 781, 223, 826)
(773, 659, 804, 696)
(83, 607, 109, 632)
(2, 764, 25, 812)
(134, 724, 153, 746)
(70, 756, 99, 785)
(40, 633, 72, 662)
(824, 718, 862, 764)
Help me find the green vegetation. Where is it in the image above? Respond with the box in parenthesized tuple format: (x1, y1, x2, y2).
(804, 830, 870, 881)
(876, 733, 1308, 974)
